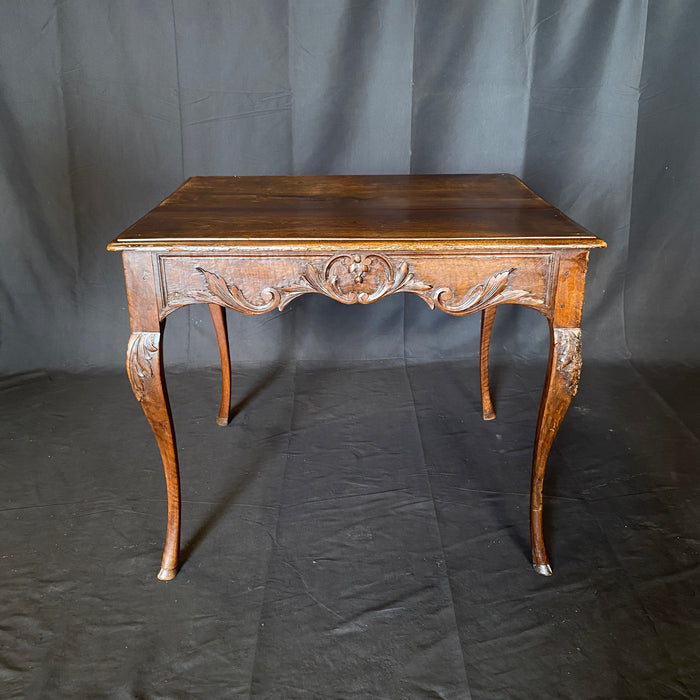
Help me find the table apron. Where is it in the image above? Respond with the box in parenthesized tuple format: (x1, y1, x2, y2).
(152, 251, 558, 319)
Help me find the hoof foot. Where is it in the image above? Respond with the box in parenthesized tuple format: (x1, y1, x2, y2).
(157, 567, 178, 581)
(216, 416, 229, 427)
(482, 411, 496, 421)
(533, 562, 552, 576)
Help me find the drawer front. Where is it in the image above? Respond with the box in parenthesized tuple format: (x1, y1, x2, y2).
(156, 251, 556, 318)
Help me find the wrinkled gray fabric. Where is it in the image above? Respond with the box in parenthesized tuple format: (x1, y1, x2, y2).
(1, 1, 698, 372)
(1, 363, 699, 698)
(2, 2, 700, 699)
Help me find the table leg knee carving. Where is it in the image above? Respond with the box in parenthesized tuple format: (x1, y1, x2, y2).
(530, 326, 582, 576)
(127, 331, 181, 581)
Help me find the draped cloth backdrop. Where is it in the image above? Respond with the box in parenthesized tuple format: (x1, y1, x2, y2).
(1, 0, 698, 374)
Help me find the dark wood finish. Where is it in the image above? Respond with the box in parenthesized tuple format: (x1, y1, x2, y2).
(208, 304, 231, 426)
(125, 327, 179, 581)
(479, 306, 497, 420)
(111, 174, 602, 249)
(109, 174, 605, 580)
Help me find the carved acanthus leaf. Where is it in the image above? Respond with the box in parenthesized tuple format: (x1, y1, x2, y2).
(127, 332, 159, 402)
(554, 328, 582, 396)
(429, 267, 531, 315)
(195, 267, 280, 315)
(195, 255, 531, 317)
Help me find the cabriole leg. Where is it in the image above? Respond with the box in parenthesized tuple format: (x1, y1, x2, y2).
(209, 304, 231, 426)
(531, 326, 582, 576)
(480, 306, 497, 420)
(126, 331, 180, 581)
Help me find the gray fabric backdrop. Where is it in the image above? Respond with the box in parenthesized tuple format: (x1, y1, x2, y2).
(1, 0, 698, 373)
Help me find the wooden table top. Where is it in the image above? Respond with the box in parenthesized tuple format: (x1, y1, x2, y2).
(108, 174, 606, 252)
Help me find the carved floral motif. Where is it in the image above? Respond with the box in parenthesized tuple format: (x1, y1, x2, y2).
(127, 332, 159, 402)
(348, 255, 369, 284)
(553, 328, 582, 396)
(195, 254, 533, 317)
(275, 253, 433, 309)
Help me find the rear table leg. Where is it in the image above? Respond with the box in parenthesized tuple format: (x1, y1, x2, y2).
(209, 304, 231, 427)
(480, 306, 497, 420)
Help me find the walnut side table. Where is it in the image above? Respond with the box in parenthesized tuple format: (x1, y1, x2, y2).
(107, 174, 605, 580)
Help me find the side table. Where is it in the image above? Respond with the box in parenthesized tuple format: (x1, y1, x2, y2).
(108, 174, 605, 580)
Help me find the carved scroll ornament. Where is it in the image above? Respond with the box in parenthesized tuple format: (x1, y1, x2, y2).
(553, 328, 582, 396)
(127, 332, 159, 402)
(196, 253, 532, 317)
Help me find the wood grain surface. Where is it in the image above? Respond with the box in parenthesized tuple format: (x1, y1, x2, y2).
(108, 174, 605, 250)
